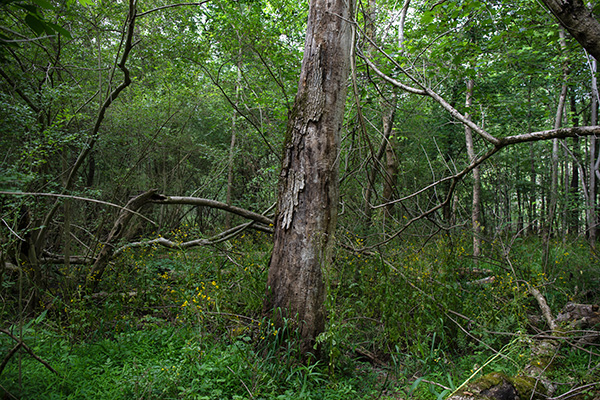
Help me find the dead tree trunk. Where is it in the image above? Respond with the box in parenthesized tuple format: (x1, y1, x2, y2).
(263, 0, 354, 356)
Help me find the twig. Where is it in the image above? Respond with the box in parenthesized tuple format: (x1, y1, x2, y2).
(0, 329, 61, 377)
(548, 382, 600, 400)
(0, 382, 19, 400)
(226, 366, 255, 399)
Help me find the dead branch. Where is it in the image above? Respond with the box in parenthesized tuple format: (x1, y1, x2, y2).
(0, 328, 61, 377)
(113, 220, 272, 257)
(529, 285, 558, 331)
(151, 196, 273, 226)
(87, 189, 166, 287)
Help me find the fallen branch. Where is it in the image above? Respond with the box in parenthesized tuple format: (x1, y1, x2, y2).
(150, 195, 273, 226)
(87, 189, 166, 287)
(113, 221, 273, 257)
(529, 285, 558, 331)
(0, 328, 61, 378)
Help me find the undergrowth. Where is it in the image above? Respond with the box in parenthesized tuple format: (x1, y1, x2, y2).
(1, 227, 599, 399)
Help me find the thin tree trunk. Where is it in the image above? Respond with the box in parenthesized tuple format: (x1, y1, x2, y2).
(465, 78, 481, 260)
(590, 58, 598, 248)
(382, 106, 398, 220)
(362, 0, 407, 223)
(263, 0, 354, 356)
(543, 28, 569, 269)
(226, 36, 243, 229)
(568, 95, 580, 235)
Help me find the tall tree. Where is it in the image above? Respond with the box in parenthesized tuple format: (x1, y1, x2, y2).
(263, 0, 355, 355)
(465, 78, 482, 260)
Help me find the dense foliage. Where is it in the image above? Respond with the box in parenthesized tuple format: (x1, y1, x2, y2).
(1, 0, 599, 398)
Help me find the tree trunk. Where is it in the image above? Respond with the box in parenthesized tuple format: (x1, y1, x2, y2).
(540, 0, 600, 61)
(465, 78, 482, 260)
(568, 95, 580, 236)
(590, 58, 598, 249)
(543, 28, 568, 269)
(226, 32, 243, 230)
(382, 104, 398, 220)
(263, 0, 354, 355)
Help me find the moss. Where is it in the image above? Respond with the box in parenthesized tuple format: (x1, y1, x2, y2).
(463, 372, 545, 400)
(509, 376, 546, 400)
(473, 372, 508, 392)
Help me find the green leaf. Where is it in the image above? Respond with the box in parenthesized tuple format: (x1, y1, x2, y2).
(24, 13, 45, 35)
(46, 21, 72, 39)
(421, 11, 434, 25)
(31, 0, 54, 9)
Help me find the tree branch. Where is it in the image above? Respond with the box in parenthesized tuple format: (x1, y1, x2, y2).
(151, 196, 273, 226)
(0, 328, 61, 377)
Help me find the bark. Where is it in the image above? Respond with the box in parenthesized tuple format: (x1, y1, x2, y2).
(543, 28, 569, 268)
(87, 189, 166, 288)
(465, 78, 482, 260)
(590, 58, 598, 248)
(263, 0, 354, 355)
(540, 0, 600, 61)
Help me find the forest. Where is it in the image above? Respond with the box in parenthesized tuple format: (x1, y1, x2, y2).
(1, 0, 600, 398)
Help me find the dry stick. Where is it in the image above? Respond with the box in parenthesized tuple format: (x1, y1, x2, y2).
(528, 285, 558, 331)
(226, 366, 255, 399)
(0, 383, 19, 400)
(549, 382, 600, 400)
(0, 329, 61, 377)
(0, 191, 156, 225)
(113, 220, 272, 257)
(0, 342, 22, 376)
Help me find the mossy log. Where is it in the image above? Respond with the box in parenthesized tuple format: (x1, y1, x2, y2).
(448, 372, 546, 400)
(448, 300, 600, 400)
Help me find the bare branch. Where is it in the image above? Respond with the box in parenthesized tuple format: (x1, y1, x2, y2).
(113, 221, 273, 257)
(151, 196, 273, 226)
(499, 126, 600, 145)
(359, 48, 501, 144)
(0, 328, 61, 377)
(88, 189, 166, 286)
(0, 191, 156, 225)
(529, 285, 558, 331)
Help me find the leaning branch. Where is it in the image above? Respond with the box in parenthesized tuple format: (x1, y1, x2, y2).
(359, 47, 500, 145)
(35, 0, 138, 252)
(0, 328, 61, 377)
(151, 196, 273, 226)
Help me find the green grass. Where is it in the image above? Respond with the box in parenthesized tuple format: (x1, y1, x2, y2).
(0, 325, 370, 399)
(1, 228, 599, 399)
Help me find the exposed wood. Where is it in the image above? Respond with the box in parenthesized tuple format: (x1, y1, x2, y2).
(263, 0, 355, 355)
(87, 189, 165, 287)
(151, 196, 272, 226)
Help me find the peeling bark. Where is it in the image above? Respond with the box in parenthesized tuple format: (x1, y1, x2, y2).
(263, 0, 354, 355)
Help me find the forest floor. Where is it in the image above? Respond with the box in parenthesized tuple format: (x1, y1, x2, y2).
(1, 230, 599, 399)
